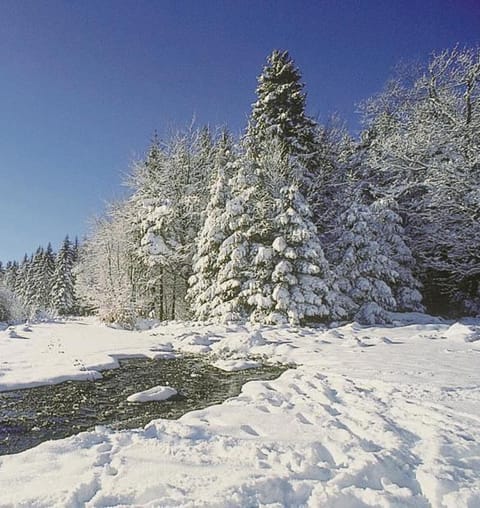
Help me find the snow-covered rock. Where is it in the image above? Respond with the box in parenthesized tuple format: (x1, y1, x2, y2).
(213, 359, 261, 371)
(444, 322, 480, 342)
(127, 385, 178, 403)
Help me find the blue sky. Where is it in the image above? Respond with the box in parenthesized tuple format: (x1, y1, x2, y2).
(0, 0, 479, 262)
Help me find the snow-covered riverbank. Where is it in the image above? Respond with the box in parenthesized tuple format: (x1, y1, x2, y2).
(1, 315, 479, 507)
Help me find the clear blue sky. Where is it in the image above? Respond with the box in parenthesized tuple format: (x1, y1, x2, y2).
(0, 0, 479, 262)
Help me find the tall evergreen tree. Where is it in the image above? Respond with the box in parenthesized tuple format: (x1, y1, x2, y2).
(244, 141, 340, 324)
(246, 50, 324, 217)
(29, 247, 46, 311)
(15, 254, 31, 308)
(331, 202, 400, 324)
(196, 138, 339, 325)
(371, 199, 424, 313)
(187, 132, 236, 320)
(210, 154, 258, 322)
(3, 261, 18, 293)
(51, 236, 76, 315)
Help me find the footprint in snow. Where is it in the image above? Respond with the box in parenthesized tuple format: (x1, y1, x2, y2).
(382, 337, 403, 344)
(295, 412, 313, 425)
(355, 337, 375, 347)
(240, 424, 259, 436)
(320, 403, 341, 417)
(289, 384, 306, 396)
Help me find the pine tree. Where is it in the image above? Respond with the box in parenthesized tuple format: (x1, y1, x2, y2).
(198, 138, 339, 325)
(40, 243, 56, 309)
(15, 254, 31, 309)
(245, 142, 339, 325)
(246, 50, 321, 212)
(29, 246, 46, 311)
(51, 236, 75, 315)
(371, 199, 424, 313)
(267, 183, 344, 324)
(3, 261, 18, 292)
(211, 154, 257, 322)
(332, 203, 397, 324)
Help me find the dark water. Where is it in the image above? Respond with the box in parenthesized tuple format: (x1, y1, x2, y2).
(0, 356, 286, 456)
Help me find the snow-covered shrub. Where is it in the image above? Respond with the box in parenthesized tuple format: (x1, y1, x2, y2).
(100, 306, 137, 330)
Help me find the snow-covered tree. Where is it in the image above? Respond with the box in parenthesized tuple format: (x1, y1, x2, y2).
(75, 202, 144, 326)
(371, 199, 423, 312)
(3, 261, 18, 293)
(331, 203, 398, 324)
(244, 141, 339, 324)
(209, 154, 258, 322)
(257, 183, 340, 324)
(196, 137, 339, 325)
(129, 128, 216, 320)
(51, 236, 76, 315)
(187, 132, 236, 320)
(28, 246, 56, 313)
(15, 254, 32, 309)
(0, 285, 24, 323)
(246, 51, 325, 213)
(359, 46, 480, 315)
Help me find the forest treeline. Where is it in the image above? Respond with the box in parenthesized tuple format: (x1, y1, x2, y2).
(0, 237, 78, 322)
(1, 47, 479, 326)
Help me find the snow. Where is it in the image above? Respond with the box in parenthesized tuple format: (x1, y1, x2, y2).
(127, 385, 177, 403)
(213, 359, 261, 371)
(1, 315, 480, 507)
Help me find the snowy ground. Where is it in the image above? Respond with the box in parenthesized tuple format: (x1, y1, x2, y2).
(0, 315, 479, 507)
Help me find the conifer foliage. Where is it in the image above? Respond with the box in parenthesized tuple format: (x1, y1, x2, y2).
(330, 197, 424, 324)
(188, 137, 339, 325)
(246, 50, 320, 199)
(186, 133, 236, 320)
(50, 236, 77, 315)
(0, 237, 78, 321)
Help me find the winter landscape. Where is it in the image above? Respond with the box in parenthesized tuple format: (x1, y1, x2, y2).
(1, 2, 479, 507)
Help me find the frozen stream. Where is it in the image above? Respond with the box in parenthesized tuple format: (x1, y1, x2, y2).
(0, 356, 286, 456)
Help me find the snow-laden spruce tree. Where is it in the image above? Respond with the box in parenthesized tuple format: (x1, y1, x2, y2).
(208, 154, 258, 322)
(332, 202, 398, 324)
(271, 181, 351, 324)
(199, 137, 340, 325)
(246, 50, 322, 208)
(371, 199, 424, 312)
(243, 140, 339, 325)
(3, 261, 18, 295)
(187, 132, 236, 320)
(28, 244, 56, 313)
(51, 236, 76, 315)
